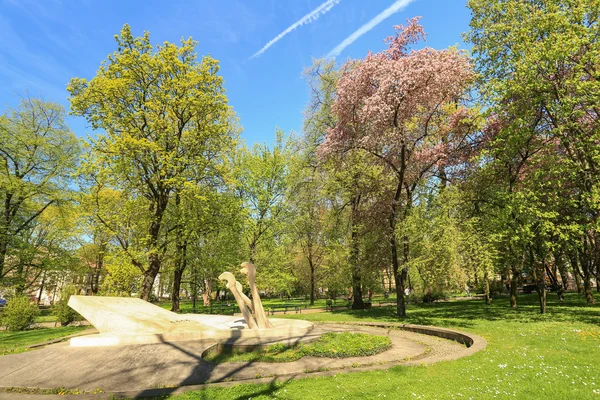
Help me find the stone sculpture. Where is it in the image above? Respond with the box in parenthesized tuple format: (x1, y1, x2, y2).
(240, 262, 273, 329)
(236, 281, 253, 312)
(218, 272, 257, 329)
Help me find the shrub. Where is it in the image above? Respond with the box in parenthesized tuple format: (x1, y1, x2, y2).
(2, 296, 39, 331)
(489, 280, 507, 297)
(408, 293, 421, 304)
(422, 289, 448, 303)
(53, 285, 80, 326)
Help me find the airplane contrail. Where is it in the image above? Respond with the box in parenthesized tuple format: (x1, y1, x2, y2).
(327, 0, 415, 59)
(251, 0, 341, 59)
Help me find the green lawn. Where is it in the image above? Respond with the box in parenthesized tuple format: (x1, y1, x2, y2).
(204, 332, 392, 363)
(0, 326, 87, 355)
(163, 292, 600, 400)
(157, 296, 396, 314)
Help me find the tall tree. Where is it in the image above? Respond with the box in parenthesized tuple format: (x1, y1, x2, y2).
(321, 19, 477, 316)
(69, 25, 235, 300)
(467, 0, 600, 304)
(0, 97, 79, 283)
(235, 131, 290, 265)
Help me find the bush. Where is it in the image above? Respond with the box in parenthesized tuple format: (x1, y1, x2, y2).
(53, 285, 80, 326)
(422, 289, 448, 303)
(489, 280, 507, 297)
(408, 293, 421, 304)
(1, 296, 39, 331)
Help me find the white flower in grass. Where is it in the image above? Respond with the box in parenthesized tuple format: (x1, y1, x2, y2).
(498, 364, 508, 369)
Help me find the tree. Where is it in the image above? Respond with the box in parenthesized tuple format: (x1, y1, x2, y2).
(321, 19, 477, 316)
(467, 0, 600, 304)
(0, 97, 79, 285)
(69, 24, 235, 300)
(235, 131, 291, 265)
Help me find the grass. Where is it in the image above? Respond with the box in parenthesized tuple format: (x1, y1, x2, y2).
(204, 332, 392, 363)
(0, 326, 87, 355)
(157, 296, 397, 314)
(159, 292, 600, 400)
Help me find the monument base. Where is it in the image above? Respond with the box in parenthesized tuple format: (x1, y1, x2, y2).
(67, 296, 314, 347)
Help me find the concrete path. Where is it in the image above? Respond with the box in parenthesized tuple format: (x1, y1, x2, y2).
(0, 324, 433, 392)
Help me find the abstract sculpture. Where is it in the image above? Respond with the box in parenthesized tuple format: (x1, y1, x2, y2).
(240, 262, 273, 329)
(218, 272, 257, 329)
(236, 281, 253, 312)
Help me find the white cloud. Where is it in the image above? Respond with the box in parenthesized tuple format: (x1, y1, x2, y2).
(327, 0, 415, 59)
(251, 0, 341, 59)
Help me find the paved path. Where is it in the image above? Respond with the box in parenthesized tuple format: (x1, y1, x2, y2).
(0, 324, 457, 392)
(0, 322, 486, 399)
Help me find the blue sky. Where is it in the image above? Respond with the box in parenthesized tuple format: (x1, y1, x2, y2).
(0, 0, 472, 146)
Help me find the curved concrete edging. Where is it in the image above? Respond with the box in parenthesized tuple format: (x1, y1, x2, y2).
(104, 322, 486, 399)
(314, 321, 487, 365)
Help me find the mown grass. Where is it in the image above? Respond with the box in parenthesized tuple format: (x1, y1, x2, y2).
(204, 332, 392, 363)
(161, 292, 599, 400)
(0, 326, 87, 355)
(156, 296, 397, 314)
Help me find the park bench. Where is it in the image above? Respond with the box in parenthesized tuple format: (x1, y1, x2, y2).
(268, 303, 304, 315)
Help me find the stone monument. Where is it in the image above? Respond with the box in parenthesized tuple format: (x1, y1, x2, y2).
(67, 262, 313, 347)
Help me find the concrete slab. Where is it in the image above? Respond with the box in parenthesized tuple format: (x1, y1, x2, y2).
(67, 296, 314, 347)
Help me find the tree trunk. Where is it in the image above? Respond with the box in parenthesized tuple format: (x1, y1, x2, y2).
(350, 222, 364, 310)
(583, 269, 595, 304)
(535, 259, 547, 314)
(350, 195, 364, 310)
(570, 252, 583, 294)
(483, 271, 491, 305)
(0, 234, 7, 280)
(140, 255, 160, 301)
(171, 269, 183, 312)
(37, 271, 46, 304)
(536, 282, 546, 314)
(139, 195, 168, 301)
(510, 266, 518, 308)
(309, 258, 315, 306)
(202, 279, 212, 307)
(15, 262, 25, 295)
(171, 240, 187, 312)
(579, 246, 596, 304)
(92, 247, 104, 295)
(391, 232, 408, 317)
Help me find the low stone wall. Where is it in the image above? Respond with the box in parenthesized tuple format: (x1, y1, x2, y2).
(317, 321, 487, 364)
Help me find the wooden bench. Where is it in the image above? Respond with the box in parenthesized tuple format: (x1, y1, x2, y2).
(268, 304, 304, 315)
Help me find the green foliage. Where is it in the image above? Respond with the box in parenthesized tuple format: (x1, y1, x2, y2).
(52, 285, 80, 326)
(1, 296, 39, 331)
(204, 332, 391, 363)
(69, 24, 237, 300)
(422, 289, 448, 303)
(0, 97, 79, 287)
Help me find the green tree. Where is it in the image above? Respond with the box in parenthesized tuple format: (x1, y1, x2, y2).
(235, 131, 291, 265)
(0, 97, 79, 285)
(467, 0, 600, 304)
(69, 24, 235, 300)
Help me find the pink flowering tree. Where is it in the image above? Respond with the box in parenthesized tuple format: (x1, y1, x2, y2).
(320, 18, 477, 317)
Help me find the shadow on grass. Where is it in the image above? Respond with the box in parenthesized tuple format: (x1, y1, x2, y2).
(311, 292, 600, 329)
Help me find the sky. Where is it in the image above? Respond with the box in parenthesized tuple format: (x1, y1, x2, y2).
(0, 0, 472, 146)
